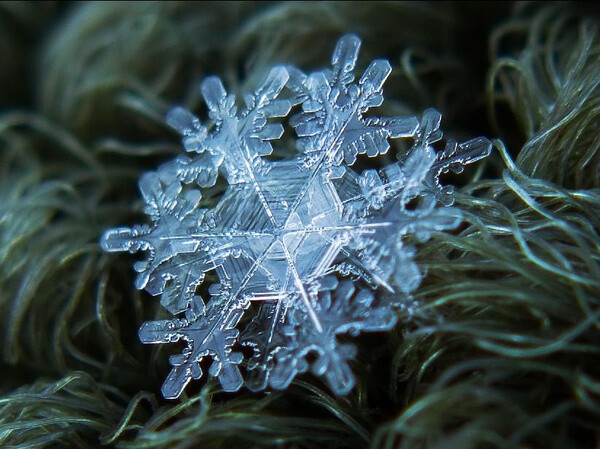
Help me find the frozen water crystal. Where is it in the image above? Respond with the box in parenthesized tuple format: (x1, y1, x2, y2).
(101, 34, 491, 399)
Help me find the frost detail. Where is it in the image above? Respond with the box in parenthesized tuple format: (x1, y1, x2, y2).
(101, 34, 491, 398)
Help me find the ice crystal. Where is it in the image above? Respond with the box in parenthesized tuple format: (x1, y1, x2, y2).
(101, 35, 491, 399)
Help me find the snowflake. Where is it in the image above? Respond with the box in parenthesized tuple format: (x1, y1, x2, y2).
(101, 35, 491, 399)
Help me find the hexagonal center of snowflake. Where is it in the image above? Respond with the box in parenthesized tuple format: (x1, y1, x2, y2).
(211, 161, 345, 300)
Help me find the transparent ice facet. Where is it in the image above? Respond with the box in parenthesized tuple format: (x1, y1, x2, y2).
(101, 34, 491, 399)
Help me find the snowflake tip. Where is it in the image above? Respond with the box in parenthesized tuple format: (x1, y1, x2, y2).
(332, 33, 361, 74)
(201, 76, 229, 116)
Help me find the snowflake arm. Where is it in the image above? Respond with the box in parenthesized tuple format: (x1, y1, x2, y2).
(166, 67, 292, 185)
(139, 301, 246, 398)
(288, 35, 419, 168)
(268, 278, 397, 395)
(101, 165, 210, 314)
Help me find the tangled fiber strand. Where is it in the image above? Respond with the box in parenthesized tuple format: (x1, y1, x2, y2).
(488, 4, 600, 189)
(0, 115, 149, 384)
(0, 2, 598, 448)
(39, 2, 259, 143)
(0, 372, 135, 449)
(102, 381, 371, 449)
